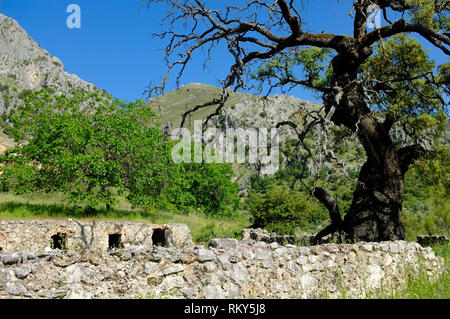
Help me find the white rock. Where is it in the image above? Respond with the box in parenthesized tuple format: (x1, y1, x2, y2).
(300, 273, 318, 291)
(296, 256, 308, 266)
(361, 243, 373, 252)
(298, 247, 311, 255)
(366, 264, 383, 289)
(197, 249, 216, 262)
(144, 262, 158, 275)
(273, 247, 287, 258)
(230, 263, 249, 285)
(66, 264, 86, 284)
(160, 275, 185, 290)
(256, 249, 272, 260)
(161, 264, 185, 276)
(202, 284, 225, 299)
(202, 262, 217, 273)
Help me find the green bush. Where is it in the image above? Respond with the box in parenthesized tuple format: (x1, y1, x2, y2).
(180, 162, 240, 216)
(0, 89, 240, 217)
(402, 157, 450, 240)
(245, 183, 327, 234)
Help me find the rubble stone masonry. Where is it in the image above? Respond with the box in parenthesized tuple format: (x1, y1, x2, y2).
(0, 220, 445, 299)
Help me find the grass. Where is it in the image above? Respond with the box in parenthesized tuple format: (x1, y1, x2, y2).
(1, 192, 448, 299)
(0, 192, 250, 244)
(397, 244, 450, 299)
(364, 244, 450, 299)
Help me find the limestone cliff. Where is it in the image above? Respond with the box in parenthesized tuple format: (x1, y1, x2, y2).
(0, 13, 96, 151)
(0, 13, 95, 114)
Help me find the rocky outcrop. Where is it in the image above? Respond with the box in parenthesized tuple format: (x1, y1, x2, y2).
(0, 236, 445, 299)
(0, 13, 99, 152)
(0, 134, 15, 154)
(0, 13, 96, 115)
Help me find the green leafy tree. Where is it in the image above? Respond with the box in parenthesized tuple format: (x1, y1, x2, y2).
(0, 89, 174, 211)
(161, 141, 240, 216)
(0, 89, 241, 216)
(181, 162, 240, 216)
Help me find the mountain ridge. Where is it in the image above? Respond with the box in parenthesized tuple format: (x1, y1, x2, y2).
(0, 12, 324, 167)
(0, 13, 96, 116)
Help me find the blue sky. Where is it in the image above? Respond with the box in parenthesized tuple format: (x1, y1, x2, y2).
(0, 0, 447, 103)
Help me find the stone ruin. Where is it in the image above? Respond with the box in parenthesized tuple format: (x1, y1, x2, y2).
(0, 220, 447, 299)
(417, 235, 449, 246)
(243, 228, 450, 247)
(243, 228, 317, 245)
(242, 228, 327, 244)
(0, 219, 194, 252)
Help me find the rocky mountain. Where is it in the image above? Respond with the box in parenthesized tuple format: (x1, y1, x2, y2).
(148, 83, 327, 182)
(0, 13, 95, 105)
(0, 13, 96, 149)
(149, 82, 321, 133)
(0, 13, 356, 187)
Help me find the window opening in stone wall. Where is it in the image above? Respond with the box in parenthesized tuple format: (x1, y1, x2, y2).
(152, 228, 168, 247)
(108, 233, 122, 249)
(51, 233, 67, 250)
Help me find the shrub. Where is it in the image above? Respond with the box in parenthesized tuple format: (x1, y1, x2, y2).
(245, 183, 327, 234)
(183, 162, 240, 216)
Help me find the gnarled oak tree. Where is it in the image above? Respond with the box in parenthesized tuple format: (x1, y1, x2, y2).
(146, 0, 449, 242)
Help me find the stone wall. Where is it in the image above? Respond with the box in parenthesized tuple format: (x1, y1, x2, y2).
(417, 235, 449, 246)
(0, 220, 194, 252)
(242, 228, 314, 244)
(0, 234, 445, 299)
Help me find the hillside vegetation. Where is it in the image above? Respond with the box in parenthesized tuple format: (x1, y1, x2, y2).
(0, 85, 447, 243)
(0, 13, 448, 244)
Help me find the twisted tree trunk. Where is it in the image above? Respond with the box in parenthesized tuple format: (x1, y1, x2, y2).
(312, 54, 423, 242)
(343, 153, 406, 241)
(343, 141, 424, 241)
(312, 142, 409, 242)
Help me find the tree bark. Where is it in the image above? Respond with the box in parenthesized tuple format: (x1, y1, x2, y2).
(314, 135, 408, 242)
(311, 187, 343, 244)
(343, 156, 406, 242)
(316, 59, 412, 242)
